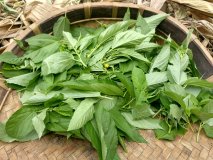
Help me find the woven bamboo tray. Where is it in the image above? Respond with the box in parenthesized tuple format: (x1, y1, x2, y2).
(1, 2, 213, 160)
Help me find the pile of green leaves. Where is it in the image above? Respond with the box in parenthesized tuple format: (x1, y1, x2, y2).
(0, 9, 213, 160)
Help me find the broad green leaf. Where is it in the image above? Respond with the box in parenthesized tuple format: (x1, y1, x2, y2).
(184, 78, 213, 88)
(98, 20, 134, 45)
(204, 118, 213, 126)
(110, 109, 146, 143)
(167, 53, 188, 85)
(6, 71, 39, 87)
(83, 121, 102, 159)
(41, 52, 74, 76)
(21, 90, 101, 105)
(60, 79, 123, 96)
(112, 30, 145, 49)
(150, 43, 170, 72)
(136, 42, 159, 52)
(115, 72, 135, 97)
(26, 34, 59, 49)
(68, 98, 98, 130)
(2, 69, 30, 78)
(146, 72, 168, 86)
(144, 13, 168, 30)
(53, 104, 73, 116)
(154, 121, 177, 140)
(54, 71, 67, 83)
(97, 98, 117, 111)
(165, 83, 187, 97)
(170, 104, 182, 121)
(122, 112, 162, 129)
(89, 41, 112, 66)
(64, 98, 80, 110)
(0, 123, 15, 142)
(164, 91, 186, 109)
(53, 16, 70, 38)
(132, 103, 154, 119)
(185, 86, 201, 97)
(46, 111, 70, 132)
(77, 73, 94, 80)
(32, 109, 47, 138)
(78, 35, 95, 50)
(63, 31, 77, 49)
(95, 103, 118, 160)
(24, 41, 60, 63)
(203, 124, 213, 138)
(123, 8, 130, 21)
(135, 14, 150, 34)
(181, 29, 193, 49)
(5, 106, 41, 139)
(0, 52, 23, 65)
(131, 67, 147, 104)
(117, 48, 150, 63)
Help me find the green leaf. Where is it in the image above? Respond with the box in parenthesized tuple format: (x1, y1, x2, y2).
(60, 79, 123, 96)
(164, 91, 186, 109)
(110, 109, 146, 143)
(83, 121, 102, 159)
(154, 121, 177, 140)
(32, 109, 47, 138)
(26, 34, 59, 49)
(117, 48, 150, 63)
(184, 78, 213, 88)
(123, 8, 130, 21)
(181, 29, 193, 49)
(63, 31, 77, 49)
(0, 52, 23, 65)
(68, 98, 98, 130)
(53, 104, 73, 117)
(112, 30, 145, 49)
(78, 35, 95, 51)
(6, 71, 39, 87)
(98, 20, 134, 45)
(5, 106, 41, 139)
(169, 104, 182, 121)
(89, 41, 112, 66)
(136, 42, 159, 52)
(132, 102, 154, 119)
(122, 112, 162, 129)
(131, 67, 147, 103)
(204, 118, 213, 126)
(144, 13, 168, 30)
(24, 41, 60, 63)
(165, 83, 187, 97)
(115, 72, 135, 98)
(95, 103, 118, 160)
(46, 111, 70, 132)
(0, 123, 15, 142)
(53, 16, 70, 38)
(150, 43, 170, 72)
(146, 72, 168, 86)
(167, 53, 188, 85)
(135, 14, 150, 34)
(203, 124, 213, 138)
(41, 52, 74, 76)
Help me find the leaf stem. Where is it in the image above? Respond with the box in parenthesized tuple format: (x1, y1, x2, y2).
(196, 122, 203, 142)
(152, 108, 163, 118)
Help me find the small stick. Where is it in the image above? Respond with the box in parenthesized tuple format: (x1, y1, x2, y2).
(0, 88, 11, 112)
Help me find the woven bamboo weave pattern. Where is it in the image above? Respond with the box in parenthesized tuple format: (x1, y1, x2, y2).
(0, 81, 213, 160)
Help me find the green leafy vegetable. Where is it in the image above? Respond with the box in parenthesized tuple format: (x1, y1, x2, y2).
(1, 9, 212, 160)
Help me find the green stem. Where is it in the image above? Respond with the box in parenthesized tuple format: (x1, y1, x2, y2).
(152, 108, 163, 118)
(196, 123, 203, 142)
